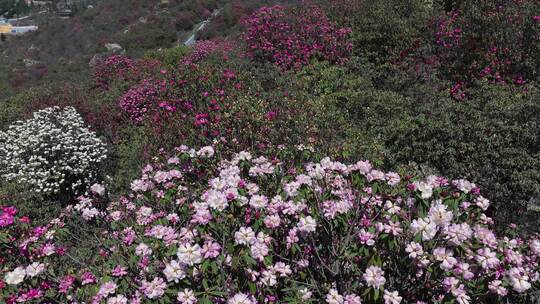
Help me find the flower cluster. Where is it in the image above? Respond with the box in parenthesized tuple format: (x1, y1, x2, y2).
(181, 39, 237, 67)
(116, 61, 246, 143)
(0, 107, 107, 196)
(3, 145, 537, 303)
(429, 1, 539, 99)
(118, 78, 164, 124)
(92, 55, 135, 89)
(244, 5, 353, 70)
(93, 55, 162, 90)
(0, 204, 74, 303)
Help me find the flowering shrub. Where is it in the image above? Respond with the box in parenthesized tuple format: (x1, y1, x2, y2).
(93, 55, 162, 90)
(117, 61, 247, 141)
(244, 5, 353, 70)
(181, 39, 237, 67)
(3, 145, 537, 303)
(93, 55, 135, 89)
(0, 204, 88, 303)
(0, 107, 107, 197)
(397, 0, 540, 99)
(118, 79, 163, 124)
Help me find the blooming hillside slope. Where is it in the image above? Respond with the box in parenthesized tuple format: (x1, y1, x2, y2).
(2, 145, 539, 303)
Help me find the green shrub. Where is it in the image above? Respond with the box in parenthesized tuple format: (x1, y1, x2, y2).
(144, 45, 190, 67)
(386, 82, 540, 230)
(294, 59, 410, 165)
(319, 0, 431, 65)
(296, 59, 540, 231)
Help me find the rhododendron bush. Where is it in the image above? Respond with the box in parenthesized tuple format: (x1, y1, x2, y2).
(92, 55, 162, 90)
(396, 0, 540, 100)
(2, 146, 539, 303)
(0, 107, 107, 197)
(117, 63, 244, 139)
(244, 5, 353, 70)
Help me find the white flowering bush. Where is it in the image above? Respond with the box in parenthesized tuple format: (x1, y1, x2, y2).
(0, 107, 107, 197)
(1, 145, 539, 303)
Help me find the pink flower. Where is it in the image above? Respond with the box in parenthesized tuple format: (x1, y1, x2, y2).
(0, 212, 14, 227)
(58, 275, 76, 294)
(201, 241, 221, 259)
(140, 277, 166, 299)
(363, 266, 386, 289)
(112, 265, 128, 277)
(81, 271, 96, 285)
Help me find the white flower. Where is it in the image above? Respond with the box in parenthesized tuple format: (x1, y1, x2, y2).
(234, 227, 256, 245)
(249, 195, 268, 209)
(260, 269, 277, 286)
(0, 107, 107, 195)
(107, 295, 128, 304)
(405, 242, 424, 259)
(4, 266, 26, 285)
(90, 183, 106, 196)
(177, 243, 202, 266)
(205, 189, 228, 211)
(250, 241, 269, 261)
(326, 288, 344, 304)
(135, 243, 152, 256)
(415, 181, 433, 199)
(25, 262, 45, 277)
(228, 293, 256, 304)
(163, 260, 186, 282)
(297, 216, 317, 233)
(363, 266, 386, 289)
(197, 146, 214, 158)
(530, 239, 540, 255)
(475, 196, 490, 211)
(410, 217, 438, 240)
(98, 281, 117, 297)
(177, 288, 197, 304)
(383, 290, 402, 304)
(428, 200, 453, 227)
(507, 267, 531, 293)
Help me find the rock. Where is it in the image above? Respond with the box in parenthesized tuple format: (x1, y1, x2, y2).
(528, 197, 540, 212)
(23, 58, 40, 67)
(89, 54, 104, 67)
(28, 44, 38, 52)
(104, 43, 124, 54)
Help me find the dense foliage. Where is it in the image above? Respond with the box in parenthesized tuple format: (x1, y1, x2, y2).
(0, 107, 107, 198)
(0, 0, 539, 302)
(244, 5, 352, 69)
(2, 146, 539, 303)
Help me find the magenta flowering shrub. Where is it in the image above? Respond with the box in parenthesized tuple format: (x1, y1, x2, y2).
(93, 55, 135, 89)
(398, 1, 540, 100)
(93, 55, 162, 90)
(181, 39, 237, 67)
(0, 205, 74, 303)
(116, 62, 248, 144)
(244, 5, 353, 70)
(118, 78, 162, 124)
(3, 146, 538, 303)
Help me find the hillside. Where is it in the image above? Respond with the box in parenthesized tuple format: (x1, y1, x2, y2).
(0, 0, 229, 100)
(0, 0, 539, 303)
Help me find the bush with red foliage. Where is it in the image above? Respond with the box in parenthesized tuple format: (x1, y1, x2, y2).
(116, 59, 247, 143)
(174, 11, 198, 31)
(92, 55, 162, 90)
(181, 39, 238, 66)
(398, 0, 540, 100)
(243, 4, 353, 70)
